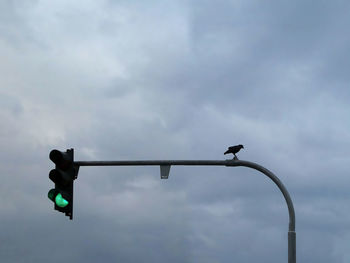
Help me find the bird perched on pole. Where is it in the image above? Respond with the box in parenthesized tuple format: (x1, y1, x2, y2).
(224, 144, 244, 160)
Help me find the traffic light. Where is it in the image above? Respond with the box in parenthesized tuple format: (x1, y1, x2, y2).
(48, 149, 79, 220)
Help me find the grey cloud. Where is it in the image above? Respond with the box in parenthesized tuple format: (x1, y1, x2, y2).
(0, 0, 350, 262)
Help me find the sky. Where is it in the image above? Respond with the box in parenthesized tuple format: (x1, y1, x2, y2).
(0, 0, 350, 262)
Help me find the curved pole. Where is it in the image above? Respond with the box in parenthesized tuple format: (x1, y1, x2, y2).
(226, 160, 296, 263)
(75, 158, 296, 262)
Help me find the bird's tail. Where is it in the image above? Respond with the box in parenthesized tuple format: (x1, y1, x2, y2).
(224, 150, 229, 155)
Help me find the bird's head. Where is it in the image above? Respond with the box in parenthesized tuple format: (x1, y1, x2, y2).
(239, 144, 244, 149)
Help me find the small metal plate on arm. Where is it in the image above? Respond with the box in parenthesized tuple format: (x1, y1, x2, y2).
(160, 165, 171, 179)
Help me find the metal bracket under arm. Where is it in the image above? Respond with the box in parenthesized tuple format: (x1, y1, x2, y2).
(160, 165, 171, 179)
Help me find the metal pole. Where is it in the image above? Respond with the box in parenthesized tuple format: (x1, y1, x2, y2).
(74, 159, 296, 262)
(226, 160, 296, 263)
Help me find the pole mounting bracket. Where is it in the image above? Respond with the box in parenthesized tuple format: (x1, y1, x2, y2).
(160, 165, 171, 179)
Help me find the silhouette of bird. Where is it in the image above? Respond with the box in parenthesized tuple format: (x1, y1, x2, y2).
(224, 144, 244, 160)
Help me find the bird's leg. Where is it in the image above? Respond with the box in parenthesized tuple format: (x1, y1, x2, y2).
(233, 154, 238, 160)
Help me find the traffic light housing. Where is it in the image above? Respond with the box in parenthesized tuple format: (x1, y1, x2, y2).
(48, 149, 79, 220)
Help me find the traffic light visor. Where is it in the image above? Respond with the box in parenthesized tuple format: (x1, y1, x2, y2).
(48, 189, 58, 202)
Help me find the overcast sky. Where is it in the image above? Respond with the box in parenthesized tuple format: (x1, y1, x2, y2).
(1, 0, 350, 262)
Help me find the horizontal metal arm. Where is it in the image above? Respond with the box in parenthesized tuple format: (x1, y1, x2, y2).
(74, 160, 230, 166)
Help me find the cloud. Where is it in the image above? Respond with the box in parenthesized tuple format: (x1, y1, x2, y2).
(0, 0, 350, 262)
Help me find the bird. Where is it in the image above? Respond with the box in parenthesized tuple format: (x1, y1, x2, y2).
(224, 144, 244, 160)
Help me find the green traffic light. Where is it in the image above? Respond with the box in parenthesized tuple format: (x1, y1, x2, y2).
(48, 189, 69, 208)
(55, 193, 69, 207)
